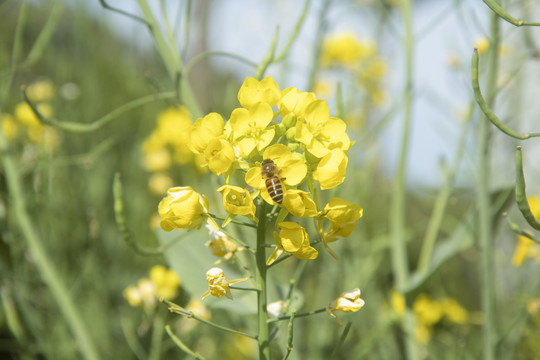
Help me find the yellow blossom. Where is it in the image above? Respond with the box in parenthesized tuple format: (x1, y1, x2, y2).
(440, 298, 468, 324)
(143, 147, 172, 172)
(267, 222, 318, 264)
(326, 288, 365, 323)
(245, 144, 307, 205)
(322, 197, 363, 242)
(26, 79, 55, 102)
(14, 102, 53, 128)
(217, 185, 257, 223)
(229, 102, 275, 157)
(148, 173, 174, 195)
(314, 149, 348, 189)
(474, 36, 489, 54)
(123, 278, 157, 309)
(205, 224, 241, 264)
(200, 267, 247, 300)
(278, 87, 317, 118)
(237, 76, 281, 109)
(189, 112, 225, 154)
(282, 189, 318, 218)
(158, 186, 209, 231)
(321, 32, 376, 67)
(413, 294, 443, 326)
(1, 113, 19, 140)
(295, 100, 351, 158)
(149, 265, 181, 300)
(512, 235, 540, 266)
(392, 290, 406, 316)
(204, 138, 235, 175)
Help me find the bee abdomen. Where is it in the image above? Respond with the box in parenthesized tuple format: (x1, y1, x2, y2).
(265, 176, 283, 204)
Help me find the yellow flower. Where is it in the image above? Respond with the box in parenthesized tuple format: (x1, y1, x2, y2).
(413, 294, 443, 326)
(391, 290, 406, 317)
(295, 100, 351, 158)
(204, 138, 235, 175)
(245, 144, 307, 205)
(326, 288, 365, 322)
(143, 147, 172, 172)
(267, 222, 318, 264)
(1, 113, 19, 140)
(149, 265, 181, 300)
(474, 36, 489, 54)
(512, 235, 540, 266)
(322, 197, 363, 242)
(217, 185, 257, 223)
(415, 324, 431, 345)
(148, 173, 174, 195)
(205, 224, 241, 264)
(189, 112, 225, 154)
(440, 298, 468, 324)
(25, 79, 55, 102)
(314, 149, 348, 189)
(200, 267, 247, 300)
(282, 189, 318, 217)
(321, 32, 376, 67)
(14, 102, 53, 128)
(123, 278, 157, 309)
(528, 196, 540, 219)
(278, 87, 317, 118)
(237, 76, 281, 109)
(158, 187, 209, 231)
(229, 102, 275, 157)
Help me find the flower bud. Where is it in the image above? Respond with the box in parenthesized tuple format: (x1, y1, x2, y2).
(158, 187, 209, 231)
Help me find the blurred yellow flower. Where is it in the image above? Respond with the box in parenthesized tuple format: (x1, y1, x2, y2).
(189, 112, 225, 154)
(201, 267, 247, 300)
(14, 102, 53, 128)
(391, 290, 406, 316)
(149, 265, 181, 300)
(205, 224, 241, 264)
(267, 222, 318, 264)
(217, 185, 257, 223)
(321, 32, 375, 67)
(229, 102, 275, 157)
(415, 324, 431, 345)
(413, 294, 443, 326)
(148, 173, 174, 195)
(204, 138, 235, 175)
(474, 36, 490, 54)
(143, 148, 172, 172)
(237, 76, 281, 109)
(158, 186, 209, 231)
(440, 298, 468, 324)
(322, 197, 363, 242)
(267, 300, 287, 318)
(26, 79, 55, 102)
(326, 288, 365, 323)
(512, 196, 540, 266)
(1, 113, 19, 140)
(123, 266, 180, 310)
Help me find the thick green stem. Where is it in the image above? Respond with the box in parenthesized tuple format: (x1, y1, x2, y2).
(256, 202, 270, 359)
(390, 0, 418, 358)
(478, 9, 500, 360)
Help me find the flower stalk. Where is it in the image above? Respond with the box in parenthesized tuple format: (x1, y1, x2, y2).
(256, 201, 270, 359)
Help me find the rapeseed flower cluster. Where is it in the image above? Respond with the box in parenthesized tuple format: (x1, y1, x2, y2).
(123, 265, 181, 310)
(158, 76, 363, 298)
(1, 79, 60, 154)
(318, 31, 387, 109)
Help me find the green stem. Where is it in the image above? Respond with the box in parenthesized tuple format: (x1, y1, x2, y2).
(0, 125, 99, 360)
(391, 0, 418, 358)
(254, 28, 279, 80)
(478, 10, 500, 360)
(256, 202, 270, 359)
(165, 325, 205, 360)
(148, 311, 166, 360)
(268, 307, 327, 323)
(307, 0, 330, 91)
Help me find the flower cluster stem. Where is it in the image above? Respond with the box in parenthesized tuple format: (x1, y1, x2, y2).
(256, 202, 270, 359)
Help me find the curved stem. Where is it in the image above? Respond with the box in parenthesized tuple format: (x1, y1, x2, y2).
(514, 147, 540, 231)
(482, 0, 540, 27)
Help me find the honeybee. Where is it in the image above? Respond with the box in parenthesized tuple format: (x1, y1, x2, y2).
(261, 159, 284, 204)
